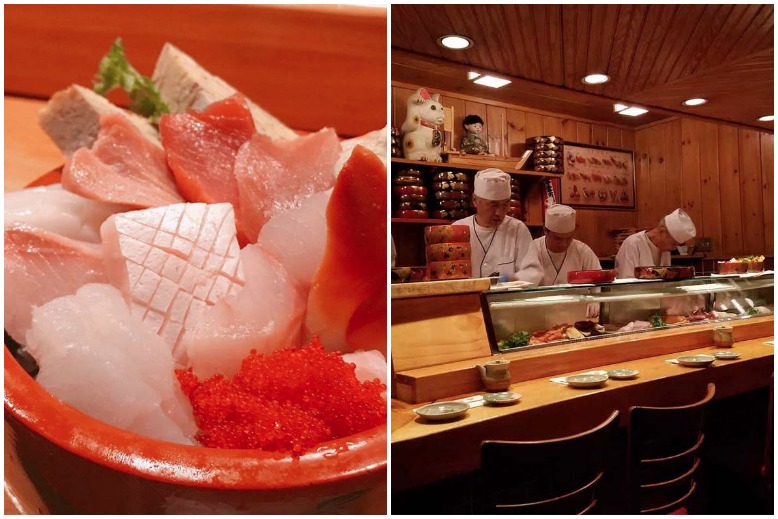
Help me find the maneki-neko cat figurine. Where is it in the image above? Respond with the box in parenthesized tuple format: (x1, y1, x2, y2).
(460, 114, 489, 155)
(401, 88, 444, 162)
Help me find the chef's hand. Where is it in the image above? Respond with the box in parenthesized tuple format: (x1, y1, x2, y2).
(586, 303, 600, 319)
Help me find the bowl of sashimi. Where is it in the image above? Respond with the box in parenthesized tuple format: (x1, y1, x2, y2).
(4, 42, 388, 514)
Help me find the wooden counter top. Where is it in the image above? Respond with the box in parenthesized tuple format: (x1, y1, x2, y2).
(391, 278, 491, 299)
(391, 335, 774, 490)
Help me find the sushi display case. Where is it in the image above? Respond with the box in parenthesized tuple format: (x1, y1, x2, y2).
(480, 272, 774, 354)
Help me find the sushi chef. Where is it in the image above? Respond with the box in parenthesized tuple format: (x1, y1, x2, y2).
(453, 168, 543, 284)
(615, 208, 697, 278)
(531, 204, 601, 286)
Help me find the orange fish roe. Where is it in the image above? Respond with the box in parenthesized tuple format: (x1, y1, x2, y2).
(175, 337, 386, 456)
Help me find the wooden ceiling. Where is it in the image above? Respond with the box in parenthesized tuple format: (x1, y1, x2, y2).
(392, 4, 774, 131)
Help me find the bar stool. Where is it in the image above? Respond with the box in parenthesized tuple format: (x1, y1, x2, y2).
(475, 410, 620, 514)
(627, 383, 716, 514)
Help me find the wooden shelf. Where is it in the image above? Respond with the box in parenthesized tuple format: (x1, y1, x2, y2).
(391, 157, 558, 179)
(391, 218, 452, 225)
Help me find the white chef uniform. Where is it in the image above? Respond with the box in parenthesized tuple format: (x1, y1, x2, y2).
(615, 208, 696, 279)
(532, 237, 602, 286)
(453, 168, 543, 284)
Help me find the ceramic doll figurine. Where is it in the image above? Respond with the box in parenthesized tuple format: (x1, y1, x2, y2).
(401, 88, 444, 162)
(461, 114, 489, 155)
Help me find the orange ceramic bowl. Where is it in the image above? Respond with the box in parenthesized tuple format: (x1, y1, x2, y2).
(5, 347, 387, 514)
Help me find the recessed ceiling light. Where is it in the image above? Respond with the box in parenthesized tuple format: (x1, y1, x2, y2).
(757, 115, 774, 122)
(438, 35, 473, 50)
(614, 103, 628, 113)
(468, 71, 481, 80)
(683, 98, 708, 106)
(473, 75, 512, 88)
(619, 107, 648, 117)
(582, 73, 610, 85)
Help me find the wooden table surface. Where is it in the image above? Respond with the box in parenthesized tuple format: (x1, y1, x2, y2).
(391, 335, 774, 490)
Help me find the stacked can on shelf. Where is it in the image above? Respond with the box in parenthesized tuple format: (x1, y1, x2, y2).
(508, 177, 522, 219)
(391, 127, 403, 158)
(429, 170, 472, 221)
(392, 168, 428, 219)
(424, 225, 472, 280)
(527, 136, 564, 174)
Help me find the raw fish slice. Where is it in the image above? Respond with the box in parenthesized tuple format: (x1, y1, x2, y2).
(63, 113, 184, 208)
(346, 284, 387, 356)
(4, 226, 107, 343)
(256, 189, 330, 287)
(304, 146, 387, 354)
(25, 283, 196, 445)
(101, 203, 244, 361)
(159, 95, 255, 242)
(334, 126, 387, 175)
(235, 129, 340, 242)
(4, 184, 128, 243)
(342, 350, 387, 385)
(184, 244, 305, 379)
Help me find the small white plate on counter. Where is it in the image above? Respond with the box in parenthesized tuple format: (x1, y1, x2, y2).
(677, 354, 716, 367)
(414, 401, 469, 421)
(712, 350, 741, 360)
(565, 373, 608, 389)
(484, 392, 522, 405)
(490, 280, 534, 291)
(607, 369, 639, 380)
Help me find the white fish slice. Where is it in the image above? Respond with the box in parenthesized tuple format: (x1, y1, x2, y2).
(101, 203, 244, 362)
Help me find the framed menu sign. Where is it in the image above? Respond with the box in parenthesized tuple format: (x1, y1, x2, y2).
(560, 143, 635, 209)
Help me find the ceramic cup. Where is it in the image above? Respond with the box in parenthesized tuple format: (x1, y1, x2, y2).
(713, 325, 734, 348)
(478, 359, 512, 391)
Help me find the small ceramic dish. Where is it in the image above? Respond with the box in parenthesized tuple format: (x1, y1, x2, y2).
(677, 354, 716, 367)
(565, 373, 608, 389)
(484, 392, 521, 405)
(607, 369, 639, 380)
(712, 351, 741, 360)
(415, 401, 469, 421)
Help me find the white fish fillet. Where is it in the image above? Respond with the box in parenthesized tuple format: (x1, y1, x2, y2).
(4, 184, 127, 243)
(25, 283, 196, 445)
(101, 203, 244, 361)
(184, 244, 305, 380)
(4, 226, 107, 343)
(256, 189, 331, 287)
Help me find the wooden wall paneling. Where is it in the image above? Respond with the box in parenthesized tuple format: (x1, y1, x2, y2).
(443, 95, 467, 152)
(760, 133, 774, 255)
(591, 125, 608, 147)
(606, 127, 623, 149)
(525, 112, 545, 139)
(542, 116, 563, 137)
(634, 128, 652, 228)
(718, 125, 744, 256)
(576, 209, 598, 254)
(665, 119, 684, 213)
(576, 122, 592, 144)
(738, 129, 765, 254)
(560, 119, 578, 142)
(680, 119, 704, 238)
(506, 109, 527, 157)
(393, 86, 415, 128)
(486, 104, 508, 157)
(621, 130, 636, 151)
(697, 121, 724, 257)
(647, 124, 669, 227)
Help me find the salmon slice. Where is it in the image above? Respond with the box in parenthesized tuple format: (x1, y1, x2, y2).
(4, 226, 107, 343)
(234, 128, 340, 243)
(304, 146, 387, 354)
(100, 203, 245, 362)
(159, 93, 254, 214)
(184, 243, 306, 379)
(63, 113, 184, 209)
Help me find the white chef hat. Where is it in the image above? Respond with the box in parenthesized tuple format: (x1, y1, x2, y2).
(474, 168, 511, 200)
(545, 204, 576, 234)
(665, 208, 696, 243)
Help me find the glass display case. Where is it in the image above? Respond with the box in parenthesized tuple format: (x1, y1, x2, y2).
(480, 272, 774, 353)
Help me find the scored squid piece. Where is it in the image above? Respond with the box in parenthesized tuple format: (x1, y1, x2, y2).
(305, 146, 387, 355)
(100, 203, 244, 362)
